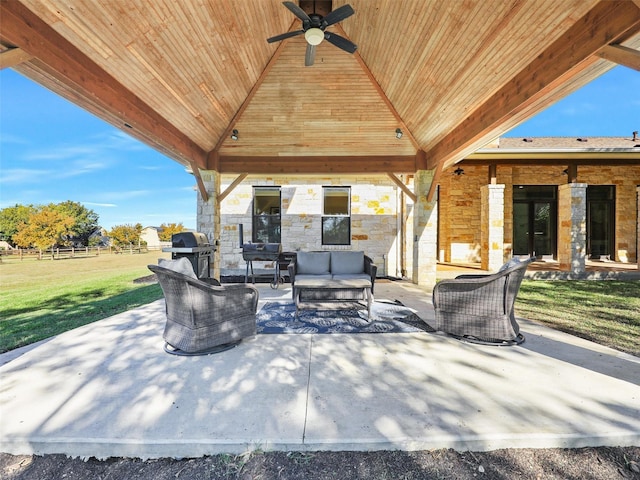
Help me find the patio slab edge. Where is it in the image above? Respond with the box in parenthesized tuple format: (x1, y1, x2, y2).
(3, 431, 640, 460)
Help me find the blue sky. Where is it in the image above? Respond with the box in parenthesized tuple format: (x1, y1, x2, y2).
(1, 66, 638, 230)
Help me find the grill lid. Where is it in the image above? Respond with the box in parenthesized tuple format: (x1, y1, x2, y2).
(171, 232, 209, 248)
(242, 243, 282, 261)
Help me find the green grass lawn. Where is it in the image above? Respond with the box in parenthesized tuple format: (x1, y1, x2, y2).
(516, 280, 640, 357)
(0, 251, 170, 353)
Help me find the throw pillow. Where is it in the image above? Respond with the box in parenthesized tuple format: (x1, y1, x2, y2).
(159, 257, 198, 279)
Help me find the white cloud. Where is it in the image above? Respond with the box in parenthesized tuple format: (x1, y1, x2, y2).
(0, 133, 29, 145)
(0, 168, 52, 183)
(82, 202, 117, 208)
(95, 190, 152, 201)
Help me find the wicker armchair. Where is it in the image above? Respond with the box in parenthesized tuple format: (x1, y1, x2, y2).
(149, 260, 258, 355)
(432, 257, 535, 345)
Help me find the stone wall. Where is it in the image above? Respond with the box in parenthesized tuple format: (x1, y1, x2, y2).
(217, 174, 403, 277)
(438, 164, 640, 263)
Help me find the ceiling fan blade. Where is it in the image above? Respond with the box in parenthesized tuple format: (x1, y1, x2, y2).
(324, 32, 357, 54)
(267, 30, 304, 43)
(323, 4, 355, 27)
(305, 44, 316, 66)
(282, 1, 310, 22)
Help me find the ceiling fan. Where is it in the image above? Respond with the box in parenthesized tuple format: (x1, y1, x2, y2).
(267, 1, 357, 66)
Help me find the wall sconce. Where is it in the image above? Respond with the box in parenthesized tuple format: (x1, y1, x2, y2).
(395, 128, 403, 139)
(231, 129, 239, 141)
(453, 167, 464, 176)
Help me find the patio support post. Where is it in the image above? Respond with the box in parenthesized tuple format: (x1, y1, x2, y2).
(637, 186, 640, 270)
(481, 184, 505, 271)
(558, 183, 587, 275)
(412, 170, 438, 288)
(197, 170, 221, 279)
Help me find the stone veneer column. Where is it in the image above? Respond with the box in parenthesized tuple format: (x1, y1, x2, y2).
(557, 183, 587, 274)
(197, 171, 221, 280)
(412, 170, 438, 288)
(481, 184, 505, 271)
(637, 186, 640, 270)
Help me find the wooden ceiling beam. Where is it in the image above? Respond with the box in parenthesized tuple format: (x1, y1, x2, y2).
(425, 1, 640, 172)
(217, 155, 417, 174)
(597, 44, 640, 71)
(0, 46, 33, 69)
(0, 1, 208, 170)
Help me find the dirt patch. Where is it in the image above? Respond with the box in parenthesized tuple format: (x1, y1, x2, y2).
(133, 274, 158, 284)
(2, 447, 640, 479)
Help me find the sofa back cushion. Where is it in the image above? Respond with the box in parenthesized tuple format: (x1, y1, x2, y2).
(159, 257, 198, 279)
(297, 251, 331, 275)
(330, 251, 365, 275)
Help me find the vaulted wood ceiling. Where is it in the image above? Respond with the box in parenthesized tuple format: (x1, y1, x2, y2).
(2, 1, 640, 188)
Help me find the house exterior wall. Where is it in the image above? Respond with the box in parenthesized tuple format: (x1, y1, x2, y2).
(438, 164, 640, 264)
(217, 174, 405, 277)
(199, 162, 638, 281)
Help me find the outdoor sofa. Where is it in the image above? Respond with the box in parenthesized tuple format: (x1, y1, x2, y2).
(288, 250, 377, 317)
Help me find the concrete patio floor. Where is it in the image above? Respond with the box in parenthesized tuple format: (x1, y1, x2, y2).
(1, 281, 639, 460)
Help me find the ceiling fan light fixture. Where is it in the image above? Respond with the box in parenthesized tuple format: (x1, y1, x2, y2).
(395, 128, 403, 139)
(231, 129, 239, 141)
(305, 28, 325, 45)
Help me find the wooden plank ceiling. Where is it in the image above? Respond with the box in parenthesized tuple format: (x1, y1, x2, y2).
(2, 0, 640, 181)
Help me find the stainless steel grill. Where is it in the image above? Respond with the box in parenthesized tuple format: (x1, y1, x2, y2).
(162, 232, 215, 279)
(242, 243, 282, 288)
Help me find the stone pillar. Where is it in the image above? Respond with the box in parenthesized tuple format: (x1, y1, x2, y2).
(481, 184, 505, 271)
(637, 186, 640, 270)
(197, 171, 221, 280)
(412, 170, 438, 288)
(558, 183, 587, 274)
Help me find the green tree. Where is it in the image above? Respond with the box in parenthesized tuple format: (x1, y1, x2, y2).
(158, 222, 185, 241)
(0, 204, 37, 244)
(109, 223, 143, 252)
(52, 201, 100, 246)
(13, 207, 75, 259)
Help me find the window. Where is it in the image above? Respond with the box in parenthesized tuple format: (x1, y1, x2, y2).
(252, 187, 281, 243)
(322, 186, 350, 245)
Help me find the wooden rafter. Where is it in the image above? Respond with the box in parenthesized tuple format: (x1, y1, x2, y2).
(425, 1, 640, 172)
(0, 1, 208, 170)
(597, 44, 640, 71)
(0, 46, 33, 69)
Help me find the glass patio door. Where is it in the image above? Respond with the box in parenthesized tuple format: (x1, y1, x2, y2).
(513, 186, 557, 257)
